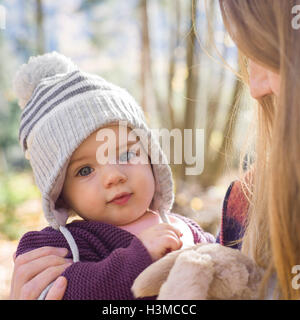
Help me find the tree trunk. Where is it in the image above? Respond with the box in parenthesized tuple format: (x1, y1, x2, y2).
(180, 0, 199, 183)
(166, 0, 181, 131)
(205, 31, 230, 163)
(140, 0, 155, 116)
(36, 0, 45, 54)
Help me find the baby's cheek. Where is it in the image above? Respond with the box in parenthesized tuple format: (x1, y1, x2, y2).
(75, 183, 105, 213)
(129, 164, 155, 205)
(136, 165, 155, 191)
(87, 195, 105, 209)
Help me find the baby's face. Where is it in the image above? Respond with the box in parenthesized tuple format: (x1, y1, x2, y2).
(60, 125, 155, 226)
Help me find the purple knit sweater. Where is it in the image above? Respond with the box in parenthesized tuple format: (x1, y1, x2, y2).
(16, 213, 214, 300)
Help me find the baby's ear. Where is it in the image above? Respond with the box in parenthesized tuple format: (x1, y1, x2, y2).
(56, 195, 70, 210)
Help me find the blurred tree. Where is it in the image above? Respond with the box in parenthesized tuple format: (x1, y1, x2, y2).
(138, 0, 172, 132)
(0, 27, 25, 171)
(78, 0, 111, 49)
(166, 0, 180, 131)
(0, 0, 47, 172)
(79, 0, 107, 11)
(0, 100, 23, 170)
(139, 0, 156, 115)
(0, 0, 46, 239)
(36, 0, 45, 54)
(200, 72, 242, 188)
(177, 0, 199, 183)
(205, 35, 230, 162)
(197, 1, 242, 189)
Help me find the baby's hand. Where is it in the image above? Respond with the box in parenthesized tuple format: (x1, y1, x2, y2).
(136, 223, 183, 261)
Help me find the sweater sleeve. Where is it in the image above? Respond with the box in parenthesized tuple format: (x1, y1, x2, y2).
(16, 223, 154, 300)
(61, 237, 153, 300)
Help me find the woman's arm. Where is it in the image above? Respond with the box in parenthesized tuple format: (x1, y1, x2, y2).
(10, 247, 69, 300)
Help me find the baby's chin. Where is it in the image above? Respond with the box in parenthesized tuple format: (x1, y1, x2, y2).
(117, 210, 160, 236)
(116, 212, 146, 227)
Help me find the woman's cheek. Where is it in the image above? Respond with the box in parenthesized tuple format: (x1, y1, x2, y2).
(268, 71, 280, 97)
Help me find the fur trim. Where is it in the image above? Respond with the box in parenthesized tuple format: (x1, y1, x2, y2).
(132, 243, 263, 300)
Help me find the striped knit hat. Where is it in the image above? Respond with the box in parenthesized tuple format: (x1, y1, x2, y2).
(14, 52, 174, 231)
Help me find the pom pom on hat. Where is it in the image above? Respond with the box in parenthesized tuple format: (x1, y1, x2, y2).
(13, 51, 77, 109)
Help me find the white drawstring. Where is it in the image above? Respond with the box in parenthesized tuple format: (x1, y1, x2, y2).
(38, 211, 167, 299)
(59, 225, 80, 262)
(146, 208, 171, 224)
(37, 225, 79, 300)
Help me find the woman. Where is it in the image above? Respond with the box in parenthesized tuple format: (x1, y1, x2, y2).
(217, 0, 300, 300)
(10, 0, 300, 300)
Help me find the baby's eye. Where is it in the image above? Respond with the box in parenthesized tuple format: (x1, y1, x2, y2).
(77, 166, 94, 177)
(119, 151, 136, 163)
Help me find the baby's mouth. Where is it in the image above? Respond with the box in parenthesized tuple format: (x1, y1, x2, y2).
(108, 192, 133, 205)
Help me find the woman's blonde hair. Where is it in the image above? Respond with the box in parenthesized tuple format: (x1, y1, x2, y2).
(217, 0, 300, 299)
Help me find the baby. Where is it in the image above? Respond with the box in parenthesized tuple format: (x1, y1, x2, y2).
(14, 52, 214, 300)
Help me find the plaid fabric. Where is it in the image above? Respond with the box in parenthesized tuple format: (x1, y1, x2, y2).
(216, 179, 250, 249)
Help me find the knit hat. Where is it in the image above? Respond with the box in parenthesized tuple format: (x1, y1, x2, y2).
(13, 52, 174, 231)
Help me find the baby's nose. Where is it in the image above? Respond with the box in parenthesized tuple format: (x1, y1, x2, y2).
(102, 165, 127, 188)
